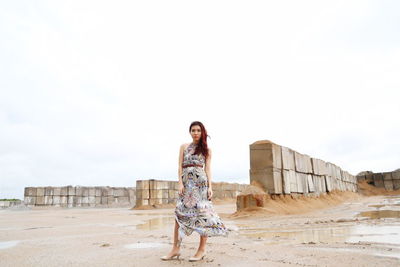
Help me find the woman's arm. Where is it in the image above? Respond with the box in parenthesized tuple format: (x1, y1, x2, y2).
(178, 144, 185, 195)
(205, 148, 212, 188)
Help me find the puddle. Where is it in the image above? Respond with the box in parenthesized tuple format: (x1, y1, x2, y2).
(368, 204, 400, 208)
(124, 242, 167, 249)
(304, 247, 400, 259)
(239, 225, 400, 246)
(135, 216, 175, 230)
(357, 210, 400, 219)
(0, 240, 20, 250)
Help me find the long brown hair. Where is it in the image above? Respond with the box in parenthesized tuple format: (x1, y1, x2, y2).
(189, 121, 210, 159)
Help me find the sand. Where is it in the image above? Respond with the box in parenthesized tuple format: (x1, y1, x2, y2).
(1, 184, 399, 266)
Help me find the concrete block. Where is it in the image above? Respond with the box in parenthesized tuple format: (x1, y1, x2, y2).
(45, 187, 54, 196)
(249, 140, 282, 169)
(113, 188, 125, 197)
(68, 186, 76, 196)
(75, 186, 83, 196)
(36, 196, 45, 205)
(60, 196, 67, 205)
(89, 188, 96, 196)
(150, 189, 163, 199)
(312, 175, 320, 194)
(135, 199, 149, 206)
(101, 196, 108, 205)
(44, 196, 53, 205)
(149, 198, 163, 205)
(282, 169, 296, 193)
(101, 187, 110, 197)
(321, 176, 327, 192)
(60, 187, 68, 196)
(168, 198, 177, 204)
(373, 173, 384, 187)
(384, 180, 394, 191)
(393, 179, 400, 190)
(24, 196, 36, 205)
(250, 167, 282, 194)
(53, 187, 61, 196)
(137, 189, 150, 199)
(36, 187, 45, 197)
(117, 197, 129, 204)
(107, 196, 116, 205)
(281, 146, 295, 170)
(128, 189, 136, 202)
(294, 152, 313, 174)
(82, 196, 89, 204)
(307, 174, 315, 192)
(311, 158, 327, 175)
(383, 172, 392, 181)
(25, 187, 37, 197)
(82, 187, 89, 197)
(67, 196, 74, 204)
(88, 196, 96, 204)
(53, 196, 61, 206)
(392, 171, 400, 180)
(295, 172, 304, 193)
(136, 180, 150, 190)
(107, 188, 114, 196)
(94, 187, 101, 197)
(162, 189, 169, 199)
(151, 180, 169, 190)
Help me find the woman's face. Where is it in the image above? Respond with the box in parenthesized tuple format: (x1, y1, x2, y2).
(190, 125, 201, 142)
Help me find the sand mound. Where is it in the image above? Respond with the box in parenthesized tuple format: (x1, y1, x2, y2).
(357, 180, 400, 196)
(229, 190, 362, 218)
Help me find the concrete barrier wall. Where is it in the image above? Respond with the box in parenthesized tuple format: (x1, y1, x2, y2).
(135, 179, 249, 207)
(0, 200, 22, 209)
(357, 171, 400, 190)
(248, 140, 358, 196)
(23, 186, 136, 208)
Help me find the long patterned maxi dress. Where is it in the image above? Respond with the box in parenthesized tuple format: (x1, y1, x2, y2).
(175, 143, 229, 245)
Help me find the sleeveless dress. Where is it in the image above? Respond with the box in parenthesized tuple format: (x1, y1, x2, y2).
(174, 143, 229, 245)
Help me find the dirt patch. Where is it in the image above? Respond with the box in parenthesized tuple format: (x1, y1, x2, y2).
(357, 180, 400, 196)
(230, 190, 363, 218)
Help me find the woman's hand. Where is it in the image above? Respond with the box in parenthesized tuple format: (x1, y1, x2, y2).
(178, 182, 184, 196)
(207, 187, 213, 200)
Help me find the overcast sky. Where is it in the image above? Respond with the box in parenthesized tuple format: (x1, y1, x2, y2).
(1, 1, 399, 199)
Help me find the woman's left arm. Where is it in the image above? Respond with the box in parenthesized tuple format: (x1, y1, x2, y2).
(205, 148, 213, 200)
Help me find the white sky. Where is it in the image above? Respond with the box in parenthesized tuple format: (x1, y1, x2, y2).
(1, 1, 399, 199)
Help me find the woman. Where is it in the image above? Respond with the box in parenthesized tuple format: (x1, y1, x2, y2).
(161, 121, 229, 262)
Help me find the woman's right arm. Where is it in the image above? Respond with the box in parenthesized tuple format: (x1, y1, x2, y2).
(178, 144, 184, 195)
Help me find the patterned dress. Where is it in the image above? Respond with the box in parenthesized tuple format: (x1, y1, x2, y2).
(174, 142, 229, 245)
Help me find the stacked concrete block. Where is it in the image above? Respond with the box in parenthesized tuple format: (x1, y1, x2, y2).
(24, 186, 136, 208)
(311, 158, 328, 175)
(383, 172, 394, 191)
(373, 173, 384, 188)
(249, 141, 283, 194)
(0, 200, 22, 209)
(393, 171, 400, 190)
(135, 179, 249, 207)
(294, 152, 313, 174)
(246, 139, 358, 203)
(356, 170, 399, 191)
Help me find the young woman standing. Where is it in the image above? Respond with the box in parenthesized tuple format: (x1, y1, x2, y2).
(161, 121, 228, 262)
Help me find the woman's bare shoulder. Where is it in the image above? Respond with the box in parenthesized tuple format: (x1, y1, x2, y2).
(180, 143, 191, 150)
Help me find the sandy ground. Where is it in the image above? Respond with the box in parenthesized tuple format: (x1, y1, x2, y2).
(1, 186, 400, 266)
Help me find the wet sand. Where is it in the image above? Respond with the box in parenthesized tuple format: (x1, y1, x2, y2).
(1, 190, 400, 266)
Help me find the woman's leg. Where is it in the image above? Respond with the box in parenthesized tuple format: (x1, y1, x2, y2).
(193, 235, 207, 257)
(165, 219, 181, 256)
